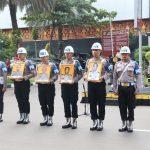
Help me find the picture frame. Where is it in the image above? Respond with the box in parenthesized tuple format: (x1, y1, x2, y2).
(35, 64, 51, 83)
(10, 61, 25, 79)
(87, 61, 103, 82)
(59, 64, 74, 83)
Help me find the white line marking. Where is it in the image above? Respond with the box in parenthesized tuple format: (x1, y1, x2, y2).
(134, 129, 150, 132)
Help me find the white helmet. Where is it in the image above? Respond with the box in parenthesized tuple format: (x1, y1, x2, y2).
(120, 46, 131, 54)
(64, 46, 74, 53)
(17, 47, 27, 54)
(91, 42, 102, 50)
(39, 49, 49, 58)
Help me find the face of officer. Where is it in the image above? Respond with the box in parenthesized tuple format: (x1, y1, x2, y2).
(41, 56, 49, 63)
(121, 53, 130, 62)
(92, 49, 101, 58)
(65, 52, 73, 60)
(18, 54, 26, 61)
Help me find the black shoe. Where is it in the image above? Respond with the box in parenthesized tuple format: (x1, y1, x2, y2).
(62, 118, 72, 129)
(22, 114, 30, 124)
(16, 113, 24, 124)
(90, 120, 97, 131)
(47, 116, 53, 126)
(97, 120, 103, 131)
(40, 116, 48, 126)
(119, 126, 127, 132)
(72, 118, 77, 129)
(119, 121, 127, 132)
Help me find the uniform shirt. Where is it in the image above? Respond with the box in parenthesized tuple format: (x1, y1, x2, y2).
(36, 61, 59, 83)
(0, 61, 7, 88)
(85, 56, 111, 81)
(113, 60, 141, 93)
(60, 59, 83, 83)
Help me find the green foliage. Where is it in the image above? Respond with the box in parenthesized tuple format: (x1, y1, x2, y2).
(0, 32, 17, 61)
(45, 43, 50, 51)
(22, 0, 116, 28)
(31, 28, 39, 40)
(134, 46, 150, 62)
(145, 51, 150, 61)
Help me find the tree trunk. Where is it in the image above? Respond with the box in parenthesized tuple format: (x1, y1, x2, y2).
(50, 24, 55, 55)
(58, 26, 63, 59)
(8, 0, 18, 29)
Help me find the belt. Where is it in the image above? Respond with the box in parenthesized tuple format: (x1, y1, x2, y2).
(119, 82, 134, 87)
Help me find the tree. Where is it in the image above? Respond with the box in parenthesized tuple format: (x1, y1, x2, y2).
(0, 0, 18, 29)
(0, 0, 23, 49)
(134, 46, 150, 62)
(22, 0, 116, 58)
(0, 31, 16, 61)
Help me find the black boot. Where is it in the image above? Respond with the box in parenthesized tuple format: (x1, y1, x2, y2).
(16, 113, 25, 124)
(62, 118, 72, 129)
(97, 120, 103, 131)
(72, 118, 77, 129)
(90, 120, 97, 131)
(40, 116, 48, 126)
(0, 114, 3, 123)
(23, 113, 30, 124)
(127, 121, 133, 133)
(47, 116, 53, 126)
(119, 121, 127, 132)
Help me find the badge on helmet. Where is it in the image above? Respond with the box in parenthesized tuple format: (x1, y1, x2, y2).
(39, 49, 49, 58)
(120, 46, 131, 54)
(91, 42, 102, 50)
(17, 47, 27, 54)
(64, 46, 74, 53)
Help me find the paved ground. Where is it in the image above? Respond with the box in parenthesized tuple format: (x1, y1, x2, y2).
(0, 81, 150, 150)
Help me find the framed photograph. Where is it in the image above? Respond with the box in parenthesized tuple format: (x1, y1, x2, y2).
(60, 64, 74, 83)
(35, 64, 51, 83)
(10, 61, 25, 79)
(87, 61, 103, 82)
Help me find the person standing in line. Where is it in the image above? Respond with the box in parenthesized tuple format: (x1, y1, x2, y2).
(60, 46, 83, 129)
(0, 60, 7, 122)
(84, 42, 111, 131)
(36, 49, 58, 126)
(113, 46, 141, 133)
(10, 47, 35, 124)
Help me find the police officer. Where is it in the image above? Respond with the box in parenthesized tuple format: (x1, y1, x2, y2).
(85, 42, 111, 131)
(60, 46, 83, 129)
(113, 46, 141, 132)
(0, 60, 7, 122)
(36, 49, 58, 126)
(10, 47, 35, 124)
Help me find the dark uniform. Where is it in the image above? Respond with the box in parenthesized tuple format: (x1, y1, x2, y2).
(60, 59, 83, 129)
(12, 59, 35, 124)
(37, 62, 58, 126)
(113, 60, 141, 132)
(85, 57, 111, 131)
(0, 61, 7, 122)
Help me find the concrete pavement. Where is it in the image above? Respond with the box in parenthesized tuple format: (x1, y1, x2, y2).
(0, 82, 150, 150)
